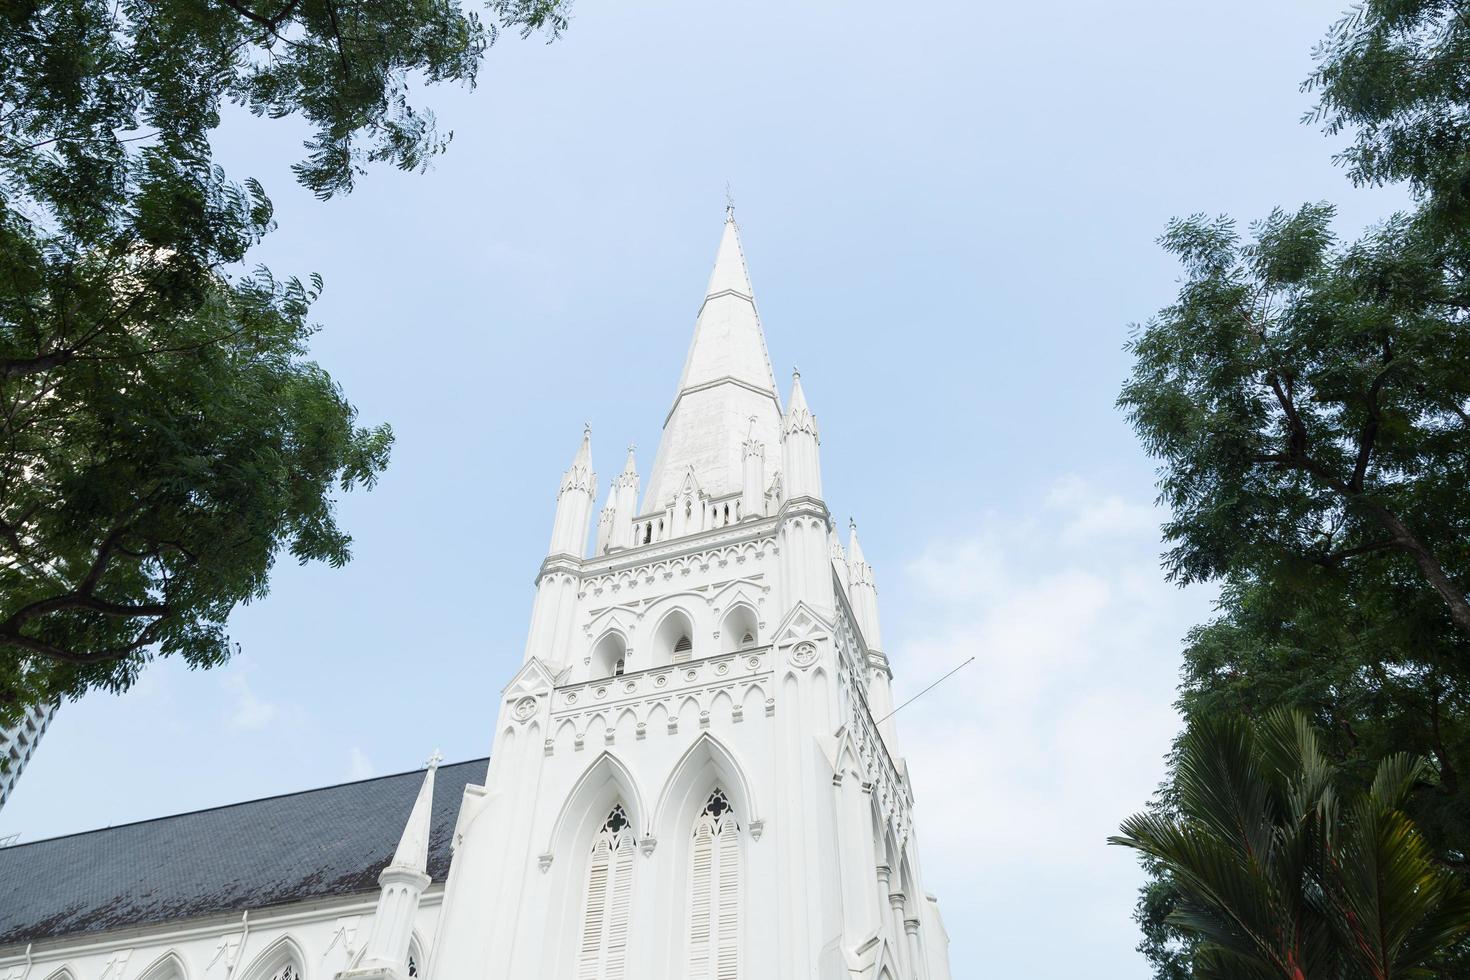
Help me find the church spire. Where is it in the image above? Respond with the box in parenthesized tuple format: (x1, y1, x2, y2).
(349, 754, 439, 978)
(547, 425, 596, 558)
(644, 215, 782, 514)
(389, 752, 438, 873)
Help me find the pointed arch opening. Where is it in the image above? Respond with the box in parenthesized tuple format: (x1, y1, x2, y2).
(238, 936, 305, 980)
(652, 608, 696, 666)
(590, 629, 628, 680)
(653, 732, 759, 843)
(136, 951, 188, 980)
(719, 604, 759, 654)
(546, 751, 648, 859)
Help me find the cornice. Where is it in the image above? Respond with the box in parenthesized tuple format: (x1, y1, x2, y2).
(662, 375, 781, 427)
(0, 888, 446, 964)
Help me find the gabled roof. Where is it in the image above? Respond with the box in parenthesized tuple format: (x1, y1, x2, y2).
(0, 758, 487, 949)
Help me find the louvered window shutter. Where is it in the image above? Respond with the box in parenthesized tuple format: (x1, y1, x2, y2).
(577, 805, 635, 980)
(715, 820, 741, 979)
(578, 837, 612, 979)
(603, 832, 634, 979)
(688, 821, 715, 979)
(688, 789, 740, 979)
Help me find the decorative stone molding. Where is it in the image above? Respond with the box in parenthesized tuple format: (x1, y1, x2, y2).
(788, 641, 817, 668)
(748, 819, 765, 841)
(512, 696, 538, 722)
(639, 836, 657, 857)
(538, 852, 553, 873)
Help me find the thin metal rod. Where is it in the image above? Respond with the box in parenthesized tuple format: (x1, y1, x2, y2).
(874, 656, 975, 724)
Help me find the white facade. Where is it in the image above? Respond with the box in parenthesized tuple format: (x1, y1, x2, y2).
(430, 213, 951, 980)
(0, 701, 54, 812)
(0, 214, 950, 980)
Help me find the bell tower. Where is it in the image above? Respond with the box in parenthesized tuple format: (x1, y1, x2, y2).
(425, 213, 953, 980)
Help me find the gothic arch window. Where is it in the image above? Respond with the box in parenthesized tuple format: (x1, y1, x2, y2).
(653, 609, 696, 666)
(577, 803, 635, 980)
(686, 788, 740, 979)
(719, 605, 758, 654)
(136, 953, 187, 980)
(590, 631, 628, 680)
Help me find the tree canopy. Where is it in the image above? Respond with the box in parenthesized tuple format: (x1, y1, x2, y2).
(0, 0, 568, 724)
(1121, 0, 1470, 975)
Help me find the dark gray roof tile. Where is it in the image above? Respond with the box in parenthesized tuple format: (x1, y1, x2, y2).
(0, 758, 486, 947)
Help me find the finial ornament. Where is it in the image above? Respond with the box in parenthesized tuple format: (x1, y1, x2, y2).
(725, 181, 735, 223)
(792, 366, 800, 380)
(426, 748, 443, 770)
(583, 422, 591, 436)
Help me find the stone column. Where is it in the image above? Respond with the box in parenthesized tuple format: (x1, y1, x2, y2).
(905, 916, 928, 980)
(888, 890, 911, 978)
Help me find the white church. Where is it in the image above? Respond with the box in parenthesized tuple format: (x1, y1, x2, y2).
(0, 214, 953, 980)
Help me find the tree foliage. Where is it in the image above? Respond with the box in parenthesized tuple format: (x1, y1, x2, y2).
(1307, 0, 1470, 230)
(1111, 710, 1470, 980)
(1120, 204, 1470, 638)
(1121, 1, 1470, 975)
(0, 0, 567, 723)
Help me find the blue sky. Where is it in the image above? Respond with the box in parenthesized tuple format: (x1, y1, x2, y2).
(4, 1, 1409, 975)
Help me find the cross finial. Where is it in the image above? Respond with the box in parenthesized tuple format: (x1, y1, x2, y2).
(426, 748, 443, 770)
(725, 181, 735, 223)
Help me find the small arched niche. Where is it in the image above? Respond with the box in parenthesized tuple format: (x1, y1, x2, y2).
(590, 630, 628, 680)
(652, 609, 695, 666)
(719, 605, 759, 654)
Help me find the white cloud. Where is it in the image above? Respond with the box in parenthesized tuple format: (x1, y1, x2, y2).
(348, 747, 375, 781)
(891, 474, 1213, 972)
(224, 673, 281, 731)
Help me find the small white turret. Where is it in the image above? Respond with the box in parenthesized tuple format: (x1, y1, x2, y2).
(847, 519, 883, 651)
(547, 425, 597, 559)
(595, 485, 616, 556)
(340, 754, 439, 980)
(611, 445, 639, 550)
(829, 525, 850, 595)
(780, 370, 822, 501)
(741, 418, 765, 520)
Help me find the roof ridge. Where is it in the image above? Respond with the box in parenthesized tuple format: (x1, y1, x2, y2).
(0, 757, 488, 851)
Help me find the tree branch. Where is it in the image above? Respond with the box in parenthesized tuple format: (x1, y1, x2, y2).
(1350, 345, 1398, 493)
(0, 615, 172, 665)
(1312, 538, 1397, 566)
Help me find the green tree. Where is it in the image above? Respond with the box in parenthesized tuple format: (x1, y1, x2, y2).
(1111, 710, 1470, 980)
(1120, 2, 1470, 975)
(1307, 0, 1470, 232)
(1119, 203, 1470, 639)
(0, 0, 567, 724)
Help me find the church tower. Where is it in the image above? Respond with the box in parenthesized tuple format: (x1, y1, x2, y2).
(427, 213, 952, 980)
